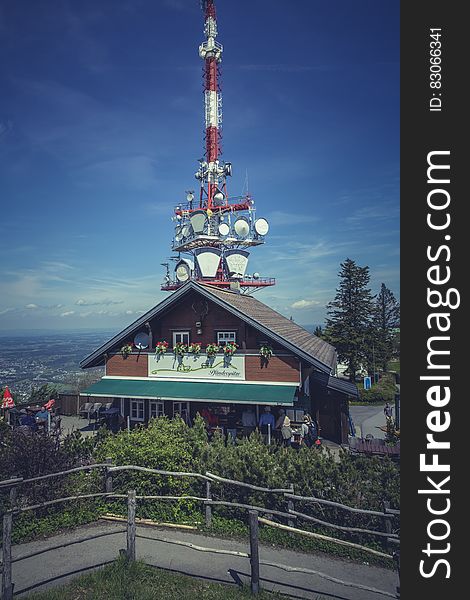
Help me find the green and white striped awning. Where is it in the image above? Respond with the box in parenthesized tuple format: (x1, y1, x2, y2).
(80, 378, 297, 406)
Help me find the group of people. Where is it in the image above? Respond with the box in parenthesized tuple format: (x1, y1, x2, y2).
(200, 405, 320, 449)
(17, 400, 58, 435)
(274, 408, 320, 450)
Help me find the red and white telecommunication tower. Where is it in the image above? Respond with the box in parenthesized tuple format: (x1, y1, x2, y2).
(162, 0, 275, 292)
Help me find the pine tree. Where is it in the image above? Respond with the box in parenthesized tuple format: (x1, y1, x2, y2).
(313, 325, 323, 338)
(371, 283, 400, 371)
(324, 258, 374, 382)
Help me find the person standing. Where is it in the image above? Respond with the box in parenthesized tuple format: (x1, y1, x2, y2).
(226, 405, 238, 444)
(241, 406, 256, 437)
(384, 402, 393, 420)
(275, 409, 292, 450)
(258, 406, 275, 443)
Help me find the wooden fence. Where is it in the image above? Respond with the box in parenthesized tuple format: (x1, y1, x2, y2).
(0, 464, 400, 599)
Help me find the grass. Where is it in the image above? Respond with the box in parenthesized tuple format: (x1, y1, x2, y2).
(25, 558, 290, 599)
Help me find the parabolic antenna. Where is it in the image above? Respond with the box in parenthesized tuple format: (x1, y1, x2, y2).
(190, 210, 206, 234)
(134, 332, 150, 350)
(175, 226, 183, 241)
(195, 247, 222, 277)
(175, 260, 192, 282)
(254, 218, 269, 236)
(181, 224, 191, 238)
(213, 191, 225, 204)
(225, 249, 249, 278)
(234, 217, 250, 238)
(218, 222, 230, 236)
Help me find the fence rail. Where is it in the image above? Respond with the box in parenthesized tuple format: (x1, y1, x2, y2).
(1, 464, 400, 599)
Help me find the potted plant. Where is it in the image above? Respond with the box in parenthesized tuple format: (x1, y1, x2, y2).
(259, 344, 273, 360)
(188, 342, 201, 355)
(173, 342, 187, 357)
(155, 340, 169, 355)
(205, 343, 220, 357)
(223, 342, 238, 356)
(120, 343, 133, 358)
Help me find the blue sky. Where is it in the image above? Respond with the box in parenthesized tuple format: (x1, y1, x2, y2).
(0, 0, 399, 332)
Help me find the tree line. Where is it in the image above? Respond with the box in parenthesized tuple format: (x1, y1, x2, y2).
(315, 258, 400, 382)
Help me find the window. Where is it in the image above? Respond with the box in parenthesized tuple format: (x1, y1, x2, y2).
(173, 401, 190, 424)
(130, 399, 144, 421)
(149, 401, 165, 419)
(172, 331, 190, 346)
(217, 331, 236, 345)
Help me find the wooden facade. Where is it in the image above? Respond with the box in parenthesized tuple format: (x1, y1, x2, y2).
(80, 282, 356, 445)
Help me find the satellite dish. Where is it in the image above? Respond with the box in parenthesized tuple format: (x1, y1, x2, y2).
(225, 249, 249, 278)
(189, 209, 206, 234)
(175, 225, 183, 241)
(253, 272, 260, 279)
(218, 222, 230, 236)
(175, 262, 190, 282)
(213, 191, 225, 204)
(186, 190, 195, 202)
(181, 225, 191, 238)
(234, 217, 250, 238)
(134, 332, 150, 349)
(194, 247, 222, 277)
(254, 218, 269, 236)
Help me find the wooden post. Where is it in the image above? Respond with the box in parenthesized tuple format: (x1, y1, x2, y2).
(105, 457, 113, 493)
(287, 484, 295, 530)
(2, 512, 13, 600)
(382, 501, 392, 552)
(9, 485, 18, 511)
(127, 490, 136, 562)
(205, 480, 212, 528)
(248, 510, 260, 594)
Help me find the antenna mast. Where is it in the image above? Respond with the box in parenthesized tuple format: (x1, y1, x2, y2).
(161, 0, 275, 292)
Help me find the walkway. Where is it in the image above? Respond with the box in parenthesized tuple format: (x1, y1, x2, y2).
(7, 521, 399, 600)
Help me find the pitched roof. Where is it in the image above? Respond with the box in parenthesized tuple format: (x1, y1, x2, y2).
(196, 284, 336, 372)
(80, 281, 336, 373)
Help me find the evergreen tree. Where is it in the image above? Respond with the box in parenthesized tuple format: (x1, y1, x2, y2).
(313, 325, 323, 338)
(324, 258, 374, 382)
(371, 283, 400, 371)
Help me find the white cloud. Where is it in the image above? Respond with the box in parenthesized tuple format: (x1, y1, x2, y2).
(291, 299, 320, 309)
(25, 303, 38, 309)
(75, 298, 123, 306)
(60, 310, 75, 317)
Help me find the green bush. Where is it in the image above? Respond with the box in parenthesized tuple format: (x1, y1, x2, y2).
(359, 373, 396, 403)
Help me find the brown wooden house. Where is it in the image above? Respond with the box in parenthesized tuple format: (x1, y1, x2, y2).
(80, 281, 357, 444)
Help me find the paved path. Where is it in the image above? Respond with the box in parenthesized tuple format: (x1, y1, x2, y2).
(349, 406, 389, 440)
(5, 521, 398, 600)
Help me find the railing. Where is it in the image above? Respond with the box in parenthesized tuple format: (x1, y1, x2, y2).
(0, 464, 400, 599)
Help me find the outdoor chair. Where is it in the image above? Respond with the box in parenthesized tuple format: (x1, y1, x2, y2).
(89, 402, 103, 422)
(79, 402, 93, 420)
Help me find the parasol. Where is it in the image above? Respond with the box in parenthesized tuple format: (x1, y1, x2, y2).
(1, 386, 15, 409)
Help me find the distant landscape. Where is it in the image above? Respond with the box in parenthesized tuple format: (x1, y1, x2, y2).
(0, 330, 114, 400)
(0, 324, 322, 401)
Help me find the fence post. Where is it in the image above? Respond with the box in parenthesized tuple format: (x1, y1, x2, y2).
(127, 490, 136, 562)
(105, 457, 113, 493)
(393, 549, 400, 598)
(287, 483, 295, 531)
(382, 500, 392, 551)
(9, 485, 18, 511)
(205, 480, 212, 528)
(2, 512, 13, 600)
(248, 510, 260, 594)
